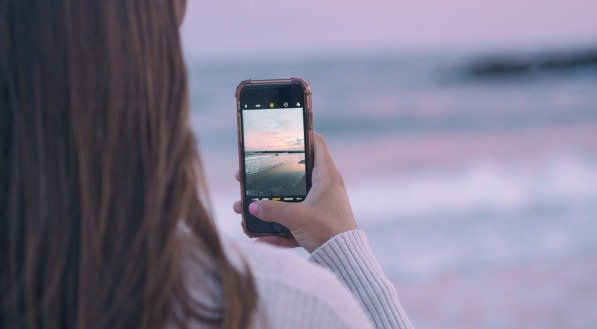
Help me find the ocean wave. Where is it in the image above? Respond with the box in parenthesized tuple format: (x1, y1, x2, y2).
(245, 153, 305, 175)
(345, 153, 597, 281)
(347, 153, 597, 224)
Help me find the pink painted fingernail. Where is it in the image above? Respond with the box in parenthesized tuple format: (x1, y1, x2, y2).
(249, 202, 259, 215)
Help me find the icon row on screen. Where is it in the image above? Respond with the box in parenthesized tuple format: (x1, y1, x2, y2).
(251, 197, 303, 201)
(243, 102, 301, 109)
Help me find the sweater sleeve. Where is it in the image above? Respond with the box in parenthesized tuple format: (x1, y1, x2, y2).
(309, 230, 414, 329)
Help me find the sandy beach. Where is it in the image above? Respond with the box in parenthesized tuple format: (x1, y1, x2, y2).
(245, 153, 306, 197)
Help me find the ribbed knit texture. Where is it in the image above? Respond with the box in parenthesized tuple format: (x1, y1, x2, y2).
(309, 230, 413, 329)
(183, 230, 412, 328)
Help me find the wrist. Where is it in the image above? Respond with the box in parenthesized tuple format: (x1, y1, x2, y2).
(310, 229, 363, 255)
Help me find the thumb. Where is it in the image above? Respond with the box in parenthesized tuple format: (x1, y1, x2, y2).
(249, 201, 307, 228)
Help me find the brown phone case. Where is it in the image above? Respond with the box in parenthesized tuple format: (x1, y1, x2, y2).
(235, 78, 314, 238)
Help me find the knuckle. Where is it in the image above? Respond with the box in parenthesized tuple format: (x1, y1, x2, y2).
(315, 132, 325, 144)
(261, 201, 300, 223)
(259, 201, 277, 219)
(331, 171, 345, 187)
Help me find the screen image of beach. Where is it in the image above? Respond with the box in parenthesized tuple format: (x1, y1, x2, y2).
(242, 107, 306, 197)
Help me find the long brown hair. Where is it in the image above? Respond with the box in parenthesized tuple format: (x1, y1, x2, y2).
(0, 1, 256, 328)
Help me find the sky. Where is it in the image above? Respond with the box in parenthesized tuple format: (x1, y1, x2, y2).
(243, 108, 305, 152)
(181, 0, 597, 60)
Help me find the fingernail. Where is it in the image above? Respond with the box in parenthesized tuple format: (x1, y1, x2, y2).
(249, 202, 259, 215)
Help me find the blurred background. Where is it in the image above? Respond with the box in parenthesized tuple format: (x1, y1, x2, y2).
(180, 1, 597, 328)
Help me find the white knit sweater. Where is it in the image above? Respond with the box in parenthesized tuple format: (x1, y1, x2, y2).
(216, 230, 414, 329)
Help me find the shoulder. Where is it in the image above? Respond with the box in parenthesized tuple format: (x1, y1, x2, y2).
(222, 237, 373, 329)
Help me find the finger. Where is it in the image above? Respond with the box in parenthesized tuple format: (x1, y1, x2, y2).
(255, 236, 300, 248)
(233, 200, 242, 214)
(241, 219, 249, 237)
(235, 170, 240, 182)
(311, 132, 342, 183)
(312, 132, 337, 172)
(248, 201, 307, 228)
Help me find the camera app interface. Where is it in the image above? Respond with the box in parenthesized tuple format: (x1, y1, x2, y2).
(242, 104, 307, 201)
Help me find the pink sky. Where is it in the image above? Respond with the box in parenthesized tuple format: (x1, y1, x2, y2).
(243, 108, 305, 152)
(181, 0, 597, 59)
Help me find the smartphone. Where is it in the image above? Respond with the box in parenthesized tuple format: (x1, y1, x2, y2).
(235, 78, 313, 237)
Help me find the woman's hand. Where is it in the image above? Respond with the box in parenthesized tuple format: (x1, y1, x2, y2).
(233, 132, 357, 253)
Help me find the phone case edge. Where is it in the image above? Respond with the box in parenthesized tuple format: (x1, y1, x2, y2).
(235, 78, 313, 238)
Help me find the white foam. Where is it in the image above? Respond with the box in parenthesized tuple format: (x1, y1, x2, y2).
(346, 153, 597, 227)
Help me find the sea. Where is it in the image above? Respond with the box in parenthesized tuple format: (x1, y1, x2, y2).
(244, 152, 305, 176)
(186, 47, 597, 328)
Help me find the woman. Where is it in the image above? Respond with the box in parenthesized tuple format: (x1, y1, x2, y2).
(0, 0, 412, 328)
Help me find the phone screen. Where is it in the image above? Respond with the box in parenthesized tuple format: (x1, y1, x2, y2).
(238, 82, 311, 235)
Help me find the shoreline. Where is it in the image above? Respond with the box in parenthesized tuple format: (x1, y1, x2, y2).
(246, 162, 306, 197)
